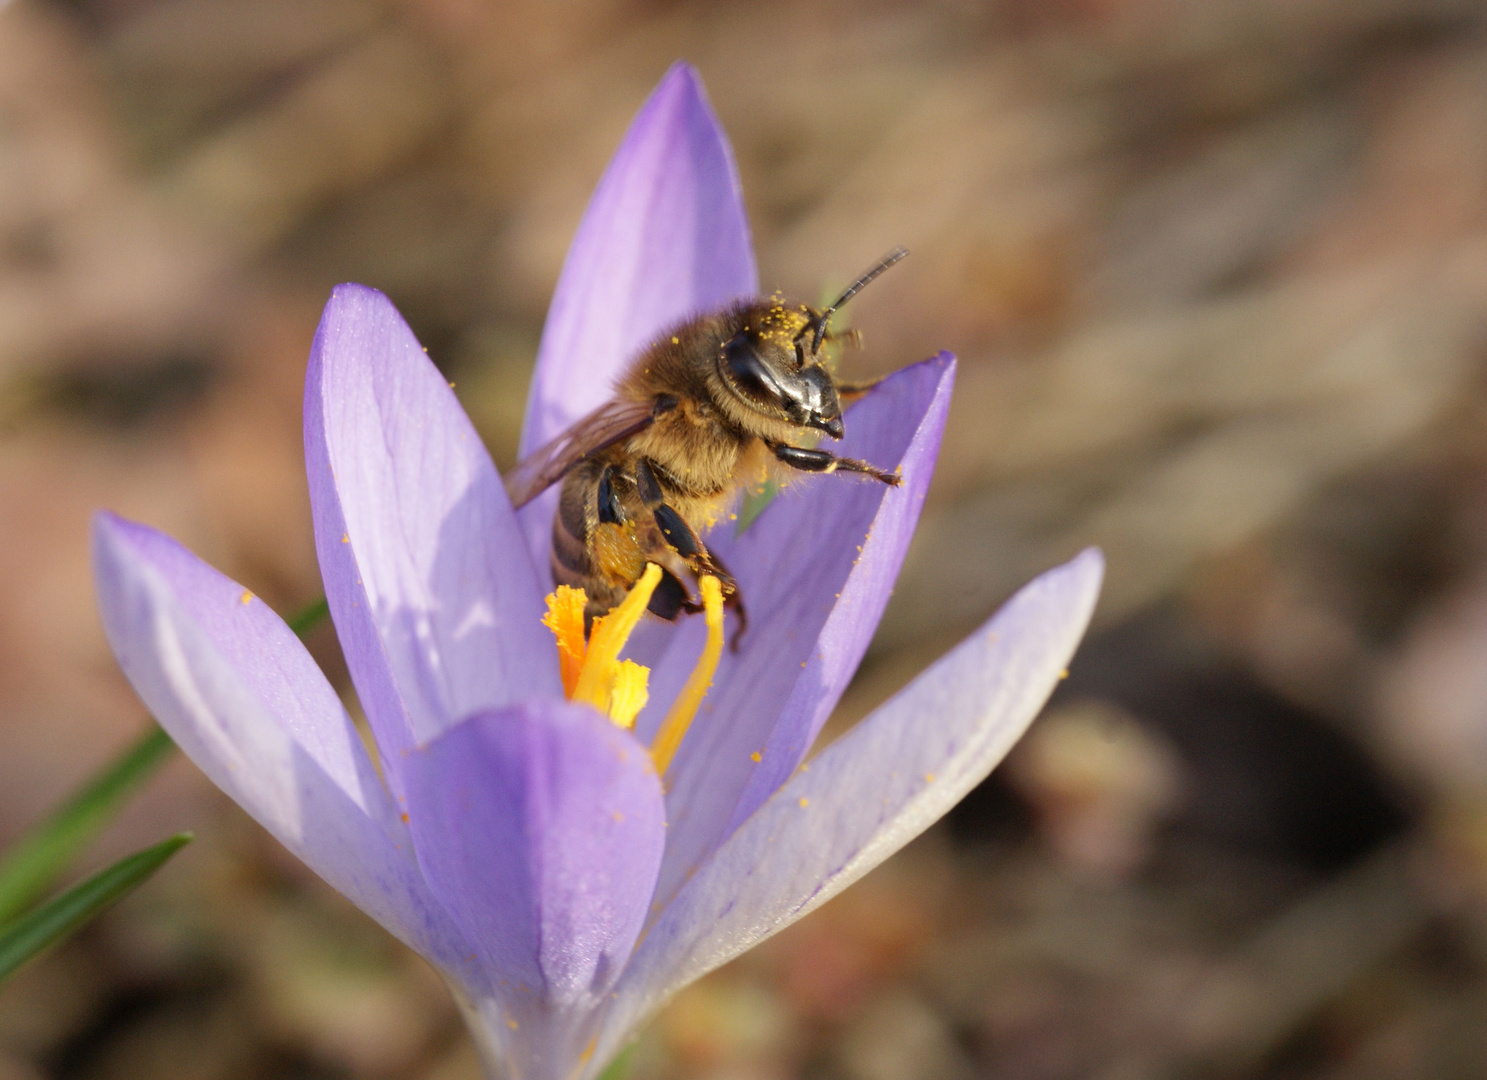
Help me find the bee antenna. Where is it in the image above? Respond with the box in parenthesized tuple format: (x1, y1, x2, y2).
(811, 247, 908, 354)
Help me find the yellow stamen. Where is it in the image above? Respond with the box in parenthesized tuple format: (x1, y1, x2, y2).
(541, 585, 588, 697)
(573, 564, 662, 710)
(540, 564, 725, 744)
(650, 575, 724, 776)
(607, 660, 650, 729)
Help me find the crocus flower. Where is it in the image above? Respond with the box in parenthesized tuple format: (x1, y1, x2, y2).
(93, 63, 1102, 1080)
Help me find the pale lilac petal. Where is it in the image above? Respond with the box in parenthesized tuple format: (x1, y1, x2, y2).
(453, 990, 598, 1080)
(403, 700, 666, 1012)
(92, 513, 470, 971)
(521, 61, 756, 451)
(305, 284, 559, 802)
(593, 549, 1105, 1072)
(635, 355, 955, 907)
(517, 62, 757, 573)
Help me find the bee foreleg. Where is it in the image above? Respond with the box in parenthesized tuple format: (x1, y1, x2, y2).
(768, 442, 901, 487)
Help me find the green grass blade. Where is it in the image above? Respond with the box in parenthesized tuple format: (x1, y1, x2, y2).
(286, 594, 330, 638)
(735, 477, 783, 537)
(0, 833, 192, 982)
(596, 1042, 637, 1080)
(0, 726, 175, 925)
(0, 594, 327, 925)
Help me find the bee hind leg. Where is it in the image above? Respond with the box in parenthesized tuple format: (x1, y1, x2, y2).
(590, 466, 645, 589)
(597, 464, 626, 525)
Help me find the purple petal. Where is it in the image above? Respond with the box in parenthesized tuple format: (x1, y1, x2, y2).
(596, 549, 1104, 1070)
(636, 355, 955, 908)
(402, 700, 666, 1011)
(517, 62, 757, 572)
(92, 513, 469, 971)
(304, 284, 559, 802)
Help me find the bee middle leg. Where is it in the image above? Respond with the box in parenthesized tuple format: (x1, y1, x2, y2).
(703, 548, 748, 648)
(768, 441, 901, 487)
(646, 538, 749, 648)
(633, 459, 748, 644)
(632, 462, 727, 577)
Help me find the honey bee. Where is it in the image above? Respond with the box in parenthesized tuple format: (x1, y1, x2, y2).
(504, 248, 909, 632)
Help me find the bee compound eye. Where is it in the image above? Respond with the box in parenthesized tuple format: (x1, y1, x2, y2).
(721, 334, 788, 409)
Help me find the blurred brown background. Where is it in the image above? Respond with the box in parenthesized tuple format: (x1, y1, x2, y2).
(5, 0, 1487, 1076)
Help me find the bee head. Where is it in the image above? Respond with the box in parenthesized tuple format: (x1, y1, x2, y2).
(719, 331, 844, 439)
(716, 249, 907, 441)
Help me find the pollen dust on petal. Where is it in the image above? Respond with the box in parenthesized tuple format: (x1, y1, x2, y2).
(750, 751, 762, 763)
(798, 797, 810, 808)
(239, 590, 253, 605)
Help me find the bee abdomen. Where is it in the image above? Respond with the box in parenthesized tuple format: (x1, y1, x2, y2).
(551, 476, 594, 584)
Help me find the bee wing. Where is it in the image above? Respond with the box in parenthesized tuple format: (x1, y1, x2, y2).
(504, 398, 659, 508)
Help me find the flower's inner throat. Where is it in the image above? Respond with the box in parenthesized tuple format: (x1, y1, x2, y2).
(542, 564, 724, 775)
